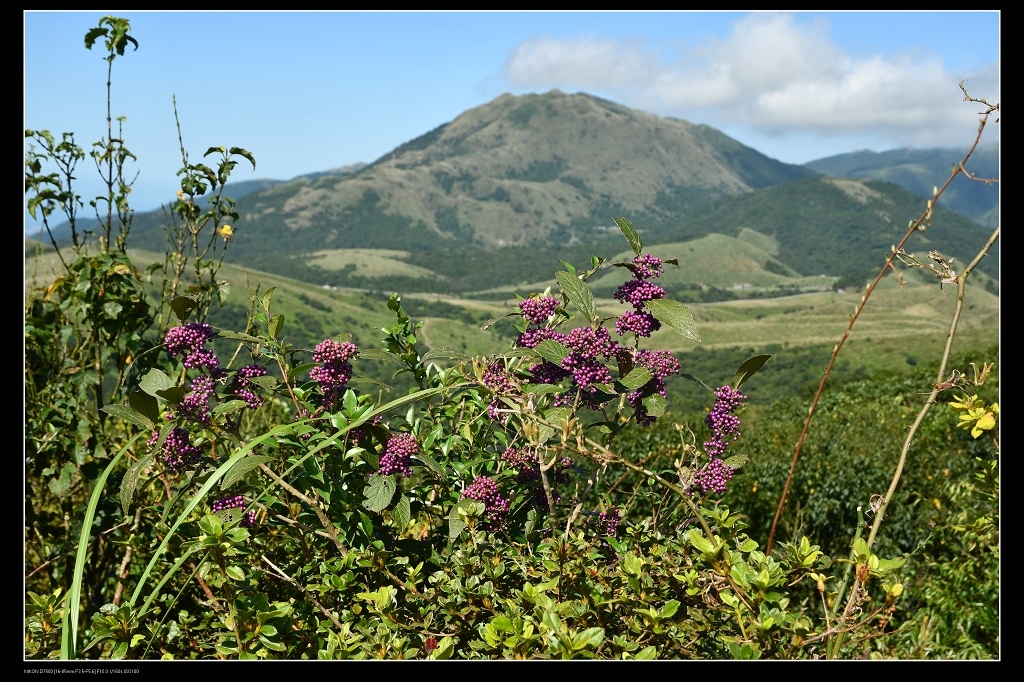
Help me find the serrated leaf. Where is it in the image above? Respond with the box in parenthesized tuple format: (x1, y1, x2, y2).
(722, 454, 749, 470)
(391, 495, 411, 530)
(643, 299, 700, 341)
(641, 393, 667, 418)
(244, 374, 278, 390)
(680, 372, 715, 393)
(448, 516, 467, 542)
(357, 348, 405, 366)
(260, 287, 277, 314)
(617, 366, 652, 391)
(101, 404, 154, 431)
(216, 330, 265, 344)
(127, 389, 160, 426)
(415, 450, 446, 478)
(212, 400, 248, 417)
(215, 507, 245, 526)
(139, 368, 175, 398)
(157, 386, 188, 404)
(169, 296, 200, 323)
(222, 454, 276, 489)
(555, 270, 597, 324)
(349, 376, 394, 391)
(120, 451, 155, 516)
(614, 217, 643, 256)
(268, 313, 284, 339)
(533, 339, 570, 365)
(543, 406, 572, 428)
(500, 347, 540, 359)
(524, 383, 564, 395)
(362, 474, 397, 513)
(733, 354, 771, 390)
(422, 346, 469, 361)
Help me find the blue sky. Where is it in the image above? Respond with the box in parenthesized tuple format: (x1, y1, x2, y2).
(24, 11, 1000, 232)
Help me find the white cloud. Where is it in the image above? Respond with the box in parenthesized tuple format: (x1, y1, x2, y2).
(505, 35, 659, 89)
(503, 13, 999, 150)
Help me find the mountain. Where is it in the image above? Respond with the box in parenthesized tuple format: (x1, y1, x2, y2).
(30, 90, 998, 291)
(804, 146, 999, 228)
(115, 90, 818, 258)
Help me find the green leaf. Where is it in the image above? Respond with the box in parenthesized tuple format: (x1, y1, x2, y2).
(268, 313, 284, 339)
(216, 330, 265, 344)
(362, 474, 397, 513)
(614, 217, 643, 256)
(169, 296, 200, 323)
(128, 390, 160, 426)
(680, 372, 715, 393)
(574, 627, 605, 649)
(524, 383, 564, 395)
(874, 556, 907, 573)
(617, 366, 652, 391)
(533, 339, 570, 365)
(733, 354, 772, 390)
(643, 299, 700, 341)
(641, 393, 667, 419)
(422, 346, 469, 361)
(415, 450, 446, 478)
(555, 270, 597, 324)
(244, 374, 278, 390)
(357, 348, 405, 366)
(120, 451, 155, 517)
(723, 454, 749, 470)
(101, 404, 153, 431)
(391, 495, 411, 530)
(222, 454, 276, 489)
(228, 147, 257, 170)
(212, 400, 248, 417)
(139, 368, 175, 398)
(260, 287, 277, 314)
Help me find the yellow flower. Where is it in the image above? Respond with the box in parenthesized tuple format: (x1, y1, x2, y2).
(218, 224, 234, 241)
(956, 402, 998, 438)
(949, 393, 983, 411)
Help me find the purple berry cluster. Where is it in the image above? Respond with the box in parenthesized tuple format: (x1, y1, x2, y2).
(692, 385, 747, 495)
(627, 349, 681, 425)
(211, 494, 257, 528)
(233, 364, 268, 409)
(598, 506, 622, 536)
(483, 361, 516, 422)
(309, 339, 358, 405)
(518, 296, 560, 325)
(612, 255, 666, 339)
(703, 386, 746, 458)
(378, 432, 418, 478)
(501, 447, 572, 511)
(462, 476, 511, 530)
(165, 323, 220, 371)
(694, 457, 735, 495)
(176, 374, 215, 425)
(149, 426, 204, 472)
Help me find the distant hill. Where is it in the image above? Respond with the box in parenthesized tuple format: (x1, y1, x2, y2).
(803, 146, 998, 228)
(29, 90, 997, 292)
(108, 90, 818, 258)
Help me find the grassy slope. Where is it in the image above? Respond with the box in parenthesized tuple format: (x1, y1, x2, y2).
(26, 240, 998, 410)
